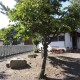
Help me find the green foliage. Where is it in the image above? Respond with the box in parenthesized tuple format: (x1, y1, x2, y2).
(63, 0, 80, 32)
(32, 35, 42, 50)
(0, 26, 17, 45)
(8, 0, 70, 40)
(0, 28, 6, 39)
(34, 48, 39, 53)
(14, 23, 29, 42)
(0, 24, 30, 45)
(32, 39, 39, 47)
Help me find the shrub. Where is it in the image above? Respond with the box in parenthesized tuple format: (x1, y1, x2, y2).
(34, 49, 39, 53)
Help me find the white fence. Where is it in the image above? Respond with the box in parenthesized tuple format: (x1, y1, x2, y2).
(0, 45, 35, 58)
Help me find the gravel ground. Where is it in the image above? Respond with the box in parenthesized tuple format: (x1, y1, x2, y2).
(0, 52, 80, 80)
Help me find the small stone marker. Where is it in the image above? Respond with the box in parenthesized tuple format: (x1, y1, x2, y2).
(10, 57, 27, 69)
(6, 61, 10, 68)
(28, 54, 38, 58)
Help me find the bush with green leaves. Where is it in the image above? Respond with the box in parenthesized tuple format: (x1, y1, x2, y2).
(34, 48, 39, 53)
(32, 35, 42, 49)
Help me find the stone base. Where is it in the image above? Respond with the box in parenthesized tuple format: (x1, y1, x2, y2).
(28, 54, 38, 58)
(10, 57, 27, 69)
(6, 63, 10, 68)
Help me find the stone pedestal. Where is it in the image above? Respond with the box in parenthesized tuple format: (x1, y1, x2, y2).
(10, 57, 27, 69)
(28, 54, 38, 58)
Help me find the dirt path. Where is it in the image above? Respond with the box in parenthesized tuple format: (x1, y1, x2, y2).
(0, 52, 80, 80)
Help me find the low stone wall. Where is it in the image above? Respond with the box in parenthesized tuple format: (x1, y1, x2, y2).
(0, 45, 35, 58)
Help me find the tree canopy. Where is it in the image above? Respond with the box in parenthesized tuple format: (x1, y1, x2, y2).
(0, 24, 29, 45)
(63, 0, 80, 31)
(8, 0, 71, 40)
(0, 26, 17, 45)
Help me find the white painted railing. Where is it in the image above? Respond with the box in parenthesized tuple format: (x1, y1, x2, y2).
(0, 45, 35, 58)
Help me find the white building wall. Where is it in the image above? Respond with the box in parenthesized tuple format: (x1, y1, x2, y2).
(38, 41, 65, 51)
(65, 33, 72, 49)
(49, 41, 65, 48)
(38, 33, 73, 51)
(77, 37, 80, 49)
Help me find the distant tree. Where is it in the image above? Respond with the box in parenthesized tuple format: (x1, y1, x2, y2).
(14, 23, 29, 42)
(0, 26, 17, 45)
(0, 28, 9, 45)
(63, 0, 80, 32)
(32, 38, 40, 49)
(0, 24, 29, 45)
(32, 35, 42, 53)
(0, 28, 6, 39)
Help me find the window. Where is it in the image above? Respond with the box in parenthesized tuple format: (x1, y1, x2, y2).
(50, 35, 64, 41)
(58, 36, 64, 41)
(50, 36, 58, 41)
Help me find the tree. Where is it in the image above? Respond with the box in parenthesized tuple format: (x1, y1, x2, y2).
(32, 35, 42, 53)
(32, 38, 40, 49)
(0, 24, 29, 45)
(63, 0, 80, 32)
(0, 26, 17, 45)
(7, 0, 72, 79)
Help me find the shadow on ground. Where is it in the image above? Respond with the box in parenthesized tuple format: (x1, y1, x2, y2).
(0, 71, 10, 79)
(46, 77, 62, 80)
(48, 56, 80, 80)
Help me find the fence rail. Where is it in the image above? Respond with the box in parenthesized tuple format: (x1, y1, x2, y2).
(0, 45, 35, 58)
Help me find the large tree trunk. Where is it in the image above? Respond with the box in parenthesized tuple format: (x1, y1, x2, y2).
(39, 42, 48, 79)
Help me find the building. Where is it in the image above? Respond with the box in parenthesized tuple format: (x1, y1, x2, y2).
(24, 38, 33, 45)
(38, 31, 80, 51)
(18, 38, 33, 45)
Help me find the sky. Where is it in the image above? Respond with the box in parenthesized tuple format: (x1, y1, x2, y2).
(0, 0, 16, 29)
(0, 0, 70, 29)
